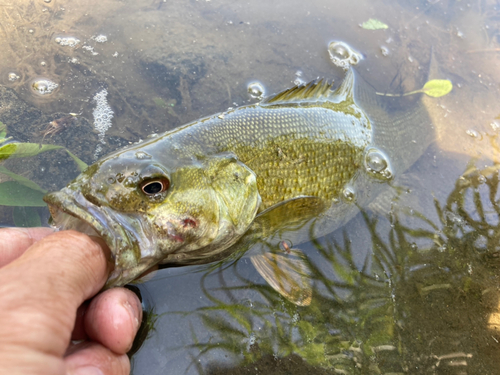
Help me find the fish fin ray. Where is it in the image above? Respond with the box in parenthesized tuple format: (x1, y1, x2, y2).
(261, 69, 356, 106)
(261, 78, 335, 106)
(256, 196, 326, 236)
(250, 249, 312, 306)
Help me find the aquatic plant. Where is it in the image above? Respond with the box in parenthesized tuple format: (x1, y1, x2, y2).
(156, 160, 500, 374)
(0, 120, 87, 226)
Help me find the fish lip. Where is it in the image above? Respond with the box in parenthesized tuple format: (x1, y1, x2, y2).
(43, 189, 144, 286)
(44, 190, 116, 243)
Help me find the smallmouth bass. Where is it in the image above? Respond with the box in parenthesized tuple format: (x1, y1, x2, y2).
(44, 68, 434, 305)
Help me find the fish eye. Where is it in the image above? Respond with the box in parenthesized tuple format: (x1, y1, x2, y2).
(140, 178, 169, 195)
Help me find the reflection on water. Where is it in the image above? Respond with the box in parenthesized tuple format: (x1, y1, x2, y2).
(0, 0, 500, 374)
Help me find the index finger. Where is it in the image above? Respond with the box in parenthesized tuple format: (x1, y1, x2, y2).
(0, 227, 56, 267)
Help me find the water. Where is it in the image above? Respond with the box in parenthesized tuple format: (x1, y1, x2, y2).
(1, 0, 500, 373)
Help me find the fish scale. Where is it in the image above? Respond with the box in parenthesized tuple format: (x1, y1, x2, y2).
(160, 91, 370, 209)
(44, 68, 435, 301)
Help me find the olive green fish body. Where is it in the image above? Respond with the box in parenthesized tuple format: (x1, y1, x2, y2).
(44, 68, 434, 290)
(149, 81, 370, 210)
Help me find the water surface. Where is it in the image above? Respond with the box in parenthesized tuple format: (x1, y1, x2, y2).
(1, 0, 500, 373)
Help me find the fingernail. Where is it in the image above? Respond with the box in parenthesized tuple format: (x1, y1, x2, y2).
(70, 366, 104, 375)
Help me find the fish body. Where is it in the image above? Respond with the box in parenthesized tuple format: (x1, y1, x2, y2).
(44, 68, 434, 301)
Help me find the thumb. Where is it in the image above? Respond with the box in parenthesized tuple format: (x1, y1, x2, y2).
(0, 230, 111, 358)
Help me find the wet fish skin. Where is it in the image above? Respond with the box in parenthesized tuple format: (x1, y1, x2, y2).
(43, 68, 434, 294)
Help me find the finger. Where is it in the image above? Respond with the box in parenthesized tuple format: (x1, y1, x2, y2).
(0, 227, 55, 267)
(84, 288, 142, 354)
(65, 341, 130, 375)
(0, 230, 111, 357)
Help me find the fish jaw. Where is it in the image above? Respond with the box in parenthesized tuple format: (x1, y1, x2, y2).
(43, 188, 159, 288)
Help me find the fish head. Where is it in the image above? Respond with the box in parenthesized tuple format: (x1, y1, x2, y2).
(43, 147, 261, 288)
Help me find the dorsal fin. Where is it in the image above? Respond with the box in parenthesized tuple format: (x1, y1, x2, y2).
(260, 68, 355, 106)
(331, 67, 354, 103)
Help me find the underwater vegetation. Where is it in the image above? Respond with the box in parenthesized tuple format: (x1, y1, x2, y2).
(137, 158, 500, 374)
(0, 120, 87, 226)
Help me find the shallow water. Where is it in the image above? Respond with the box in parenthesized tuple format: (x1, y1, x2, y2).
(1, 0, 500, 373)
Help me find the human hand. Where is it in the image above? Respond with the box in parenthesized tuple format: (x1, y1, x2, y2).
(0, 228, 143, 375)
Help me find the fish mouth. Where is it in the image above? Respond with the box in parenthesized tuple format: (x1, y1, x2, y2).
(43, 189, 157, 288)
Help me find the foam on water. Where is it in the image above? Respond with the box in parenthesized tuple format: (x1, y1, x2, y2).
(92, 89, 114, 158)
(93, 35, 108, 43)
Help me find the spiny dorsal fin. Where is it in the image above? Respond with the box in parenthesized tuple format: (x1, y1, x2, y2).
(260, 68, 355, 106)
(332, 67, 354, 103)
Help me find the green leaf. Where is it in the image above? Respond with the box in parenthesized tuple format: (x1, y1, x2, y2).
(0, 121, 6, 139)
(0, 142, 63, 160)
(379, 79, 454, 98)
(0, 142, 86, 171)
(0, 181, 46, 206)
(421, 79, 453, 98)
(65, 150, 88, 172)
(361, 18, 388, 30)
(152, 97, 167, 108)
(0, 165, 47, 193)
(13, 206, 42, 227)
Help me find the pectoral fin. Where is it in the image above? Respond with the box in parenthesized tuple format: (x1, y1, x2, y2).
(255, 195, 326, 237)
(226, 196, 326, 306)
(250, 247, 312, 306)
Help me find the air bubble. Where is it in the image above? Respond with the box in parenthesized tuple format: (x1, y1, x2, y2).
(366, 153, 387, 172)
(44, 0, 52, 3)
(466, 129, 479, 138)
(247, 82, 265, 100)
(294, 77, 306, 85)
(31, 78, 59, 95)
(8, 72, 19, 82)
(343, 187, 356, 202)
(490, 120, 500, 132)
(380, 46, 389, 56)
(247, 333, 256, 350)
(293, 71, 305, 85)
(28, 29, 35, 34)
(328, 41, 363, 70)
(364, 148, 393, 180)
(93, 34, 108, 43)
(54, 35, 80, 47)
(82, 45, 98, 55)
(135, 151, 152, 160)
(477, 174, 486, 184)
